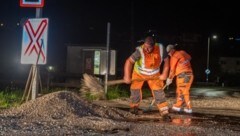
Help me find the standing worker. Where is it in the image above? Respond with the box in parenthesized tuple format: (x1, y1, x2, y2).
(123, 33, 171, 121)
(166, 44, 194, 113)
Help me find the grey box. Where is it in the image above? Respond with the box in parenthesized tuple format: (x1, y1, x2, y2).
(66, 45, 116, 75)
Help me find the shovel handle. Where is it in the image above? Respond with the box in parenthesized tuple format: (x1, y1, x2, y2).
(149, 84, 168, 106)
(106, 77, 160, 86)
(106, 79, 125, 86)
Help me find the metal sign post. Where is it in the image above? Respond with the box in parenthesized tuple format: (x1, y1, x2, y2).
(20, 0, 48, 101)
(206, 37, 210, 82)
(104, 22, 111, 95)
(31, 8, 42, 100)
(206, 35, 217, 83)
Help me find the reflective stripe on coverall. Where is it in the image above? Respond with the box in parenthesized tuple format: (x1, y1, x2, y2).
(130, 44, 168, 114)
(174, 72, 194, 109)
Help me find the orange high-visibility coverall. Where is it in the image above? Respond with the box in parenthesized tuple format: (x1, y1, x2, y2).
(128, 43, 169, 114)
(168, 50, 194, 109)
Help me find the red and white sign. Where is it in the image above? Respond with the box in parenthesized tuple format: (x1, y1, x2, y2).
(21, 18, 49, 64)
(20, 0, 44, 8)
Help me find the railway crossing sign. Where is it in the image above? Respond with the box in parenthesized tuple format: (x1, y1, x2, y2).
(20, 0, 45, 8)
(21, 18, 49, 64)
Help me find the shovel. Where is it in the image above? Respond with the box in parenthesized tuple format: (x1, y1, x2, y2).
(106, 77, 161, 86)
(80, 73, 162, 100)
(143, 84, 168, 112)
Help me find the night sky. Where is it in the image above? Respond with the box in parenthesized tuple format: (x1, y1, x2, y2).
(0, 0, 239, 82)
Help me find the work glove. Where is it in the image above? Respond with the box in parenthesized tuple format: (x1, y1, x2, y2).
(166, 78, 173, 86)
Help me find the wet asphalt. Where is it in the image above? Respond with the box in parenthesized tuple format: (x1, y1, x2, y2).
(153, 86, 240, 132)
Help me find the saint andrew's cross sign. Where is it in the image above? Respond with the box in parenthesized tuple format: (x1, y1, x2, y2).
(21, 18, 49, 64)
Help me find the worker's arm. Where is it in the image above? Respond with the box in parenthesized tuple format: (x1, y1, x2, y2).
(123, 48, 140, 84)
(168, 55, 179, 79)
(123, 57, 134, 84)
(159, 45, 170, 80)
(159, 57, 170, 80)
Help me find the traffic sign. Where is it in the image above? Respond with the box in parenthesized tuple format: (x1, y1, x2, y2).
(205, 69, 211, 75)
(21, 18, 49, 64)
(20, 0, 44, 8)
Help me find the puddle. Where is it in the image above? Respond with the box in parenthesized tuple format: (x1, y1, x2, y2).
(170, 112, 240, 131)
(117, 107, 240, 131)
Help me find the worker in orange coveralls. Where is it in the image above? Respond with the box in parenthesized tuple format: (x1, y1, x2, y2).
(166, 44, 194, 113)
(123, 33, 171, 121)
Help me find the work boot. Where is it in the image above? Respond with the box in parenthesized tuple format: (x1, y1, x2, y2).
(170, 106, 181, 113)
(183, 108, 192, 114)
(161, 113, 172, 122)
(160, 110, 172, 122)
(129, 107, 139, 115)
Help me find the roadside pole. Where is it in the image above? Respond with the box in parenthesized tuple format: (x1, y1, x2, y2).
(31, 8, 43, 100)
(20, 0, 47, 101)
(104, 22, 111, 95)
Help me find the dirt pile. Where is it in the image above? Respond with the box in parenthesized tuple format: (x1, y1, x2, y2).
(0, 91, 133, 132)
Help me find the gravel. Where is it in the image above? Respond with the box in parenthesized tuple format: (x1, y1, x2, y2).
(0, 90, 239, 135)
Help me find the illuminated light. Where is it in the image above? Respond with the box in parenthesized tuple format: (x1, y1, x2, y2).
(0, 23, 3, 27)
(212, 35, 217, 39)
(17, 23, 20, 26)
(47, 66, 54, 72)
(228, 37, 234, 40)
(49, 66, 53, 70)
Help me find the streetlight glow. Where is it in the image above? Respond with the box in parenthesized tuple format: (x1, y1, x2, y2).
(47, 66, 54, 72)
(212, 35, 217, 39)
(49, 66, 53, 71)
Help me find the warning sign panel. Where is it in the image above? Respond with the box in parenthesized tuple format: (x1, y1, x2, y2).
(20, 0, 45, 8)
(21, 18, 49, 64)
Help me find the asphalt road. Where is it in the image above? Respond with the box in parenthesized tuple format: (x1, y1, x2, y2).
(166, 86, 240, 97)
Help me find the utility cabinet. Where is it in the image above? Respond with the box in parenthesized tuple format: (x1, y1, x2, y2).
(66, 46, 116, 75)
